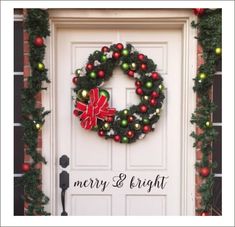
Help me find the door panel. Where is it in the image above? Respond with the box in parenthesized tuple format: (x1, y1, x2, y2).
(56, 28, 182, 215)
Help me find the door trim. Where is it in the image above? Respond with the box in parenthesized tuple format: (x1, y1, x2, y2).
(42, 9, 197, 215)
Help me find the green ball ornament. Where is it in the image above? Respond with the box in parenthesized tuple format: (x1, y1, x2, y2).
(121, 136, 129, 143)
(101, 55, 107, 62)
(130, 62, 137, 70)
(89, 71, 97, 79)
(99, 89, 110, 101)
(159, 84, 164, 91)
(37, 63, 45, 71)
(142, 118, 150, 124)
(215, 47, 222, 55)
(134, 123, 141, 130)
(145, 81, 153, 89)
(103, 122, 110, 131)
(122, 49, 129, 56)
(122, 63, 129, 70)
(199, 73, 206, 80)
(75, 68, 82, 76)
(205, 121, 212, 128)
(123, 109, 129, 115)
(120, 119, 128, 127)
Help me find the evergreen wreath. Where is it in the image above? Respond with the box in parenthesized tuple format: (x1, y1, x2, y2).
(72, 43, 165, 144)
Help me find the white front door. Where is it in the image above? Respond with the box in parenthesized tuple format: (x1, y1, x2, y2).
(55, 26, 183, 216)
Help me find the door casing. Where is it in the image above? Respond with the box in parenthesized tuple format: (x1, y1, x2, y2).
(42, 9, 197, 215)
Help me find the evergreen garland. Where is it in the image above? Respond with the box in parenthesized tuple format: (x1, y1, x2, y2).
(17, 9, 50, 215)
(191, 9, 222, 215)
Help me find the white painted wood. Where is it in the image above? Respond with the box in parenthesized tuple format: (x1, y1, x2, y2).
(42, 9, 197, 216)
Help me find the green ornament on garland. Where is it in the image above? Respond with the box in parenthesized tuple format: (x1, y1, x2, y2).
(120, 119, 128, 127)
(122, 63, 129, 70)
(123, 109, 129, 115)
(103, 122, 111, 131)
(99, 89, 110, 101)
(37, 63, 45, 71)
(199, 73, 207, 80)
(130, 62, 137, 70)
(205, 121, 212, 128)
(89, 71, 97, 79)
(159, 84, 164, 91)
(145, 81, 153, 89)
(77, 89, 89, 101)
(100, 55, 107, 62)
(121, 136, 129, 143)
(75, 68, 82, 76)
(142, 118, 150, 124)
(122, 49, 129, 56)
(215, 47, 222, 55)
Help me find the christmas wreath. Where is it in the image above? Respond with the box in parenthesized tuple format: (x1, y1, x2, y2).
(72, 43, 165, 144)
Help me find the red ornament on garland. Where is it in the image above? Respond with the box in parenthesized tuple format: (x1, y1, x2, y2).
(22, 163, 30, 172)
(151, 91, 159, 98)
(151, 72, 159, 80)
(127, 115, 135, 123)
(135, 80, 142, 87)
(136, 87, 144, 95)
(127, 130, 134, 138)
(193, 8, 205, 16)
(98, 70, 105, 78)
(200, 167, 210, 177)
(149, 98, 157, 106)
(112, 52, 121, 59)
(33, 36, 44, 47)
(143, 125, 151, 133)
(127, 70, 135, 77)
(138, 53, 145, 61)
(116, 43, 124, 50)
(106, 116, 114, 123)
(98, 130, 105, 137)
(72, 76, 79, 85)
(201, 211, 209, 216)
(86, 63, 94, 71)
(73, 109, 80, 117)
(114, 135, 121, 142)
(139, 104, 148, 113)
(101, 46, 109, 52)
(140, 63, 147, 71)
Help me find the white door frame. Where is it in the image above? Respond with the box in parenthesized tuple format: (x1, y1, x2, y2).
(42, 9, 197, 216)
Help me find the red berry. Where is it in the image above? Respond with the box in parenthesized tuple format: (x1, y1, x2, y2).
(72, 76, 79, 85)
(106, 116, 114, 123)
(193, 8, 205, 16)
(151, 91, 159, 98)
(149, 98, 157, 106)
(135, 80, 142, 87)
(114, 135, 121, 142)
(143, 125, 151, 133)
(98, 70, 105, 78)
(22, 163, 30, 172)
(200, 167, 210, 177)
(127, 116, 134, 123)
(139, 104, 147, 113)
(86, 63, 94, 71)
(136, 87, 144, 95)
(112, 52, 121, 59)
(127, 70, 135, 77)
(98, 130, 105, 137)
(101, 46, 109, 52)
(140, 63, 147, 71)
(116, 43, 124, 50)
(127, 130, 134, 138)
(33, 36, 44, 47)
(151, 72, 159, 80)
(138, 54, 145, 61)
(73, 109, 80, 117)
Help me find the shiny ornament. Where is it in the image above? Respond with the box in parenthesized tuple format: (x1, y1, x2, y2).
(98, 130, 105, 137)
(159, 84, 164, 91)
(127, 130, 134, 138)
(135, 80, 141, 87)
(155, 108, 160, 115)
(114, 135, 121, 142)
(121, 136, 129, 143)
(72, 76, 79, 85)
(140, 63, 147, 71)
(193, 8, 205, 16)
(134, 123, 141, 130)
(151, 91, 159, 98)
(35, 123, 41, 130)
(99, 89, 110, 100)
(200, 167, 210, 177)
(103, 122, 111, 131)
(205, 121, 212, 128)
(33, 36, 44, 47)
(145, 81, 153, 89)
(77, 89, 89, 101)
(139, 104, 148, 113)
(136, 87, 144, 95)
(215, 47, 222, 55)
(143, 125, 151, 133)
(130, 62, 137, 71)
(142, 95, 149, 101)
(116, 43, 124, 50)
(201, 211, 209, 216)
(106, 116, 114, 123)
(89, 71, 97, 79)
(100, 55, 107, 62)
(120, 119, 128, 127)
(122, 63, 129, 70)
(37, 63, 45, 71)
(22, 163, 30, 172)
(123, 109, 129, 115)
(151, 72, 159, 80)
(75, 68, 82, 76)
(127, 115, 134, 123)
(142, 118, 150, 124)
(101, 46, 109, 52)
(122, 49, 129, 56)
(86, 63, 94, 71)
(73, 109, 80, 117)
(138, 53, 145, 61)
(149, 98, 157, 106)
(98, 70, 105, 78)
(199, 73, 206, 80)
(127, 70, 135, 77)
(112, 51, 121, 59)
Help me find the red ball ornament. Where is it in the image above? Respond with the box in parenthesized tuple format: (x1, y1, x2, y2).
(127, 70, 135, 77)
(200, 167, 210, 177)
(106, 116, 114, 123)
(143, 125, 151, 133)
(73, 109, 80, 117)
(127, 130, 134, 138)
(33, 36, 44, 47)
(139, 104, 148, 113)
(136, 87, 144, 95)
(149, 98, 157, 106)
(151, 72, 159, 80)
(112, 52, 121, 59)
(98, 130, 105, 137)
(116, 43, 124, 50)
(138, 54, 145, 61)
(201, 211, 209, 216)
(98, 70, 105, 78)
(127, 115, 134, 123)
(151, 91, 159, 98)
(86, 63, 94, 71)
(101, 46, 109, 52)
(193, 8, 205, 16)
(140, 63, 147, 71)
(22, 163, 30, 172)
(135, 80, 142, 87)
(114, 135, 121, 142)
(72, 76, 79, 85)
